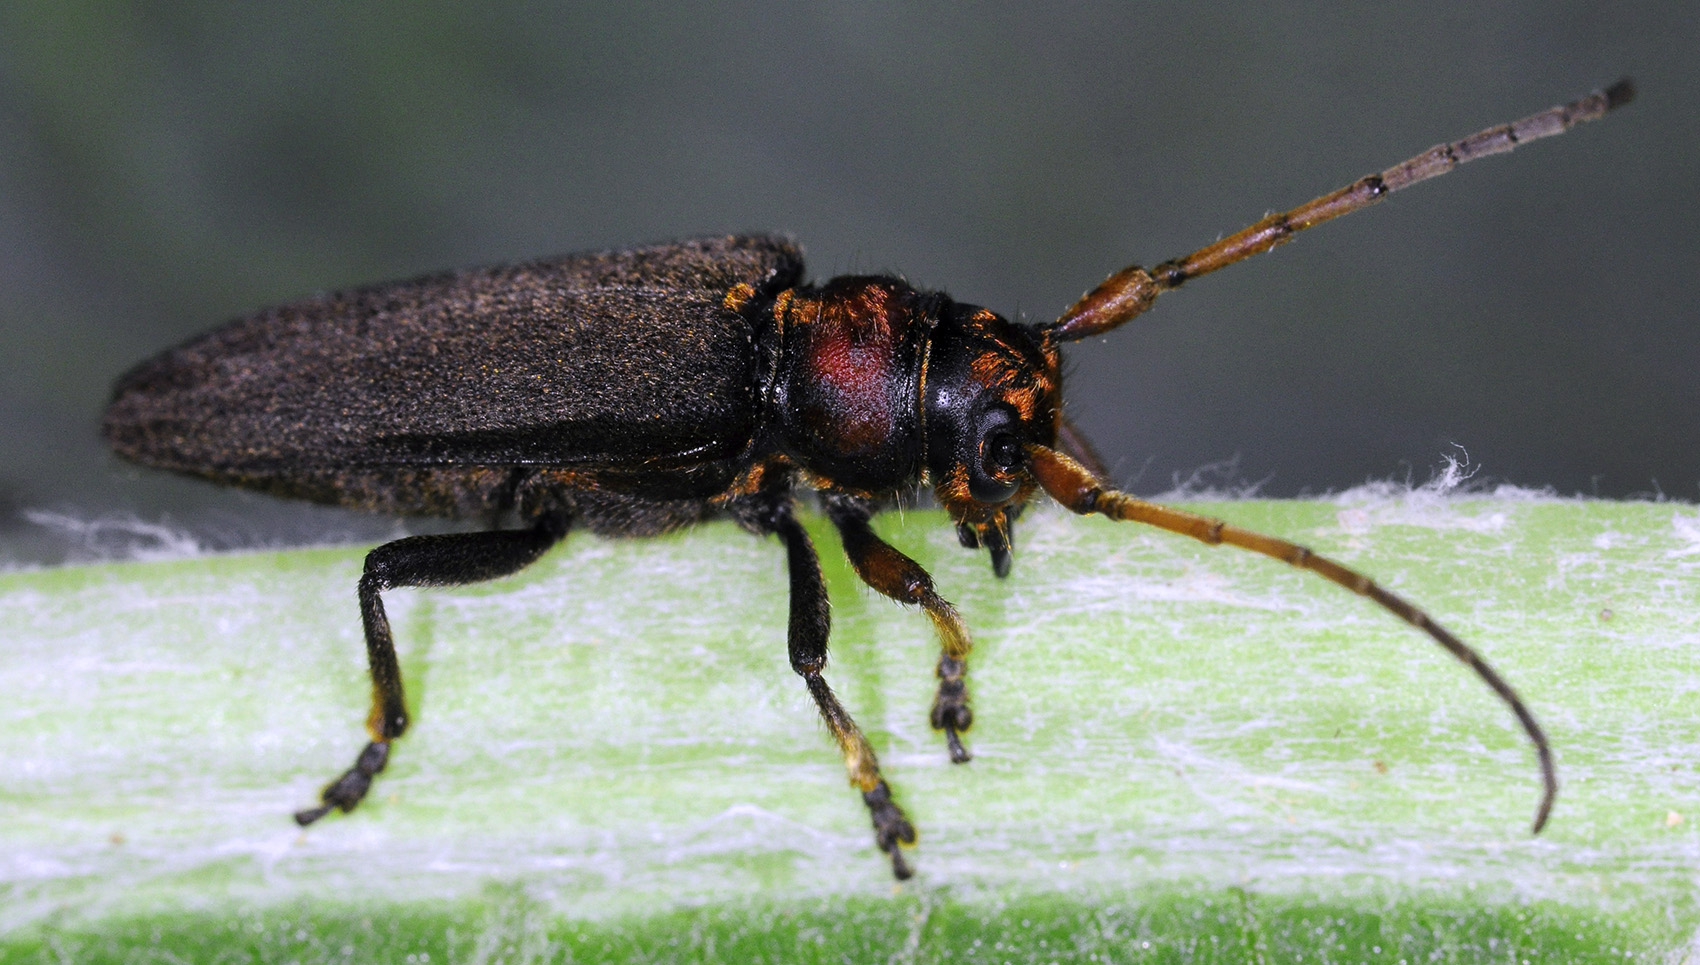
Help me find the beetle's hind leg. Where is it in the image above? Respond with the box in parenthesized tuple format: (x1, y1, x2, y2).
(826, 496, 975, 764)
(294, 517, 568, 826)
(764, 499, 917, 879)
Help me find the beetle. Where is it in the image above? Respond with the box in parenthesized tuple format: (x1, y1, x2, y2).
(104, 80, 1631, 879)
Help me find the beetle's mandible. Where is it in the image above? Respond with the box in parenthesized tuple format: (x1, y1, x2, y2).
(104, 80, 1633, 880)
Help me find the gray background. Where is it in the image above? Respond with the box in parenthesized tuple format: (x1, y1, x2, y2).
(3, 4, 1694, 564)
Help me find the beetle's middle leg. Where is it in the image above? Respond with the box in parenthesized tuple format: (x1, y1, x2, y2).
(826, 496, 975, 764)
(294, 516, 568, 825)
(764, 499, 917, 879)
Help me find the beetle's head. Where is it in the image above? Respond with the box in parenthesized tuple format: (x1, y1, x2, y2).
(923, 303, 1061, 577)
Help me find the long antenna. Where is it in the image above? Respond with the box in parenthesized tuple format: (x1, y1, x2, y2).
(1025, 442, 1557, 833)
(1046, 78, 1635, 344)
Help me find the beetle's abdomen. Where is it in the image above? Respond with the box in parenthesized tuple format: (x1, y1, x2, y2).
(105, 236, 803, 517)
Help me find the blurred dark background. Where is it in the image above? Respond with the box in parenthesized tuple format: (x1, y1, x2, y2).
(3, 3, 1695, 565)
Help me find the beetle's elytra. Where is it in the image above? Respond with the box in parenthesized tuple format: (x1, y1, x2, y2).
(104, 80, 1632, 879)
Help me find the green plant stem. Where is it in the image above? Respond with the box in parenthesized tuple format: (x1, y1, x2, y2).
(3, 497, 1697, 961)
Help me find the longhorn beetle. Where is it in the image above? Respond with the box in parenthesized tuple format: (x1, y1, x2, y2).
(105, 80, 1632, 879)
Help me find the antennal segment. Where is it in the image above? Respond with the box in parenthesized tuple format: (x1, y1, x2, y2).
(1024, 441, 1558, 833)
(1046, 78, 1635, 344)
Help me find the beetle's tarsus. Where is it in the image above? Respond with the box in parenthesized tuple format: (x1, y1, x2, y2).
(863, 780, 917, 880)
(931, 673, 975, 764)
(295, 740, 390, 825)
(943, 727, 970, 764)
(292, 805, 331, 826)
(931, 655, 974, 762)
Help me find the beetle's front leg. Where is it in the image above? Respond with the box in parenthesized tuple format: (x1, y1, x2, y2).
(825, 496, 975, 764)
(765, 499, 917, 879)
(294, 518, 567, 825)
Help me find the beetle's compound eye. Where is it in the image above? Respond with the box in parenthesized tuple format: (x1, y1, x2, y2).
(985, 431, 1021, 473)
(968, 406, 1022, 503)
